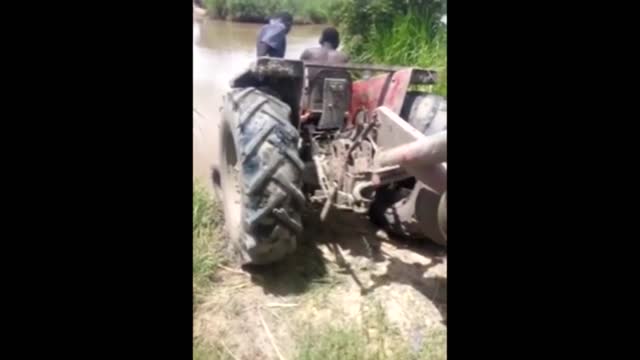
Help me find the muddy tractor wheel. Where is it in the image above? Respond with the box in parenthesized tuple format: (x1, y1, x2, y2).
(370, 182, 447, 246)
(400, 92, 447, 136)
(370, 92, 447, 245)
(217, 87, 305, 265)
(369, 186, 422, 239)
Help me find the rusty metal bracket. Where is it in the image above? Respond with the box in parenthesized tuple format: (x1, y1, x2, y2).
(377, 73, 395, 107)
(319, 120, 378, 221)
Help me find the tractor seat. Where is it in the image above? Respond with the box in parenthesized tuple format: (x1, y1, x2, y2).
(306, 69, 352, 130)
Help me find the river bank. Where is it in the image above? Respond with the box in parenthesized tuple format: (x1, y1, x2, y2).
(201, 0, 340, 25)
(196, 0, 447, 95)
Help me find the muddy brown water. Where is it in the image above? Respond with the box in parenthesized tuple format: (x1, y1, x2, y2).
(193, 19, 324, 188)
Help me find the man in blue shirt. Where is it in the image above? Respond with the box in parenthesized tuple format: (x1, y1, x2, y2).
(256, 12, 293, 58)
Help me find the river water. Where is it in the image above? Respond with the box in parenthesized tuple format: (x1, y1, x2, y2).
(193, 19, 324, 186)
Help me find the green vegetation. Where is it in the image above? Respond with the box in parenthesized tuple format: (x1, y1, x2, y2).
(334, 0, 447, 96)
(193, 339, 234, 360)
(199, 0, 447, 95)
(296, 302, 446, 360)
(193, 182, 224, 298)
(192, 184, 231, 359)
(296, 325, 367, 360)
(198, 0, 447, 93)
(203, 0, 343, 24)
(296, 326, 446, 360)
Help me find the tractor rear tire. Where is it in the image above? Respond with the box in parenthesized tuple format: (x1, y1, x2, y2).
(217, 87, 305, 265)
(370, 182, 447, 246)
(400, 92, 447, 136)
(370, 92, 447, 246)
(369, 185, 423, 239)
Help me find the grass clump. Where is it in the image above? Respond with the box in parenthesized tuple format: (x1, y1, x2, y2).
(412, 328, 447, 360)
(193, 182, 224, 297)
(295, 301, 446, 359)
(193, 339, 234, 360)
(296, 325, 446, 360)
(296, 325, 366, 360)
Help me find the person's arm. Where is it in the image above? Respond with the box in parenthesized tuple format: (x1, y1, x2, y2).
(257, 42, 271, 57)
(300, 49, 311, 61)
(340, 52, 350, 63)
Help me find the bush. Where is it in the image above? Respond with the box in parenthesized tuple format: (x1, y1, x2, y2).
(334, 0, 447, 96)
(203, 0, 341, 24)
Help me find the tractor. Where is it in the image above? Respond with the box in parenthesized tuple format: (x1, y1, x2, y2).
(212, 57, 447, 265)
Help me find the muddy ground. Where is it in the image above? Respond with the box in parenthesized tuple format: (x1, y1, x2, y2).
(193, 103, 447, 358)
(193, 199, 447, 359)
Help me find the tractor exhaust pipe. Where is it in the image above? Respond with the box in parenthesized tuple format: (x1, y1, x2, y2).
(373, 106, 447, 194)
(376, 131, 447, 194)
(376, 130, 447, 168)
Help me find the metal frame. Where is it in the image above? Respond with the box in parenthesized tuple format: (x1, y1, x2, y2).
(373, 107, 447, 195)
(304, 62, 438, 79)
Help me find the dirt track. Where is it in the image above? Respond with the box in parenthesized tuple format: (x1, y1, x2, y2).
(194, 209, 447, 359)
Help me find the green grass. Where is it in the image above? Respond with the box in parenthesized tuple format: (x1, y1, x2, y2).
(193, 183, 227, 356)
(335, 0, 447, 96)
(296, 325, 367, 360)
(295, 302, 446, 360)
(193, 182, 224, 298)
(353, 13, 447, 96)
(296, 326, 446, 360)
(411, 328, 447, 360)
(193, 339, 234, 360)
(203, 0, 342, 24)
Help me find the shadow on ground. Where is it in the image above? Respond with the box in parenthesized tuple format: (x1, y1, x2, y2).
(368, 257, 447, 324)
(316, 210, 448, 323)
(240, 210, 330, 296)
(242, 240, 328, 296)
(241, 208, 447, 323)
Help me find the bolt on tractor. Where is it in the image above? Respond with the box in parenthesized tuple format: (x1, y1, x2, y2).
(212, 57, 447, 265)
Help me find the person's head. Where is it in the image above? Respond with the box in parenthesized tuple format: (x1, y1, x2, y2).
(272, 12, 293, 33)
(319, 27, 340, 49)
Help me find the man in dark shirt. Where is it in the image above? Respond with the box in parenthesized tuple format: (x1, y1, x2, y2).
(256, 12, 293, 58)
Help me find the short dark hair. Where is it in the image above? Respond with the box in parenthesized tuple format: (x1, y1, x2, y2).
(320, 27, 340, 49)
(273, 12, 293, 25)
